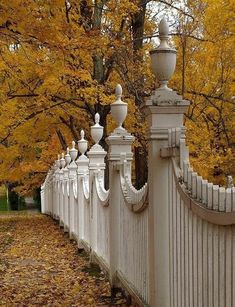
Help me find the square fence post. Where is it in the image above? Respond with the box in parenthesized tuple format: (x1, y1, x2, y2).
(142, 89, 189, 306)
(106, 126, 135, 287)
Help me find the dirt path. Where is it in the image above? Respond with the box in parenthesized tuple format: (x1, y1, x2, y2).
(0, 214, 126, 306)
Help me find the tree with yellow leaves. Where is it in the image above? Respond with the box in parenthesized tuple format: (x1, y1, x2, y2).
(0, 0, 233, 196)
(172, 0, 235, 185)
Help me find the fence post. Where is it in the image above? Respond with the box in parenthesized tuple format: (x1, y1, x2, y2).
(106, 84, 135, 287)
(49, 173, 52, 215)
(77, 131, 89, 245)
(63, 148, 71, 232)
(54, 156, 61, 220)
(52, 166, 56, 218)
(41, 184, 45, 213)
(59, 154, 66, 227)
(141, 18, 190, 306)
(87, 114, 106, 255)
(68, 141, 78, 239)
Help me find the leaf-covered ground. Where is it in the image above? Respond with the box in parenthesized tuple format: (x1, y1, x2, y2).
(0, 213, 127, 306)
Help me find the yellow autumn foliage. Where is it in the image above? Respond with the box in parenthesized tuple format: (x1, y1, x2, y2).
(0, 0, 233, 194)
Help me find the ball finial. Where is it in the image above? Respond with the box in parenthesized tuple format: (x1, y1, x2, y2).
(58, 154, 60, 160)
(61, 153, 64, 159)
(72, 141, 75, 149)
(81, 130, 85, 139)
(67, 147, 70, 154)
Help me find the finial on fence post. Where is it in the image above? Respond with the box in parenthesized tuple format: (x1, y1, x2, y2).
(56, 154, 61, 168)
(149, 17, 176, 91)
(95, 113, 100, 124)
(69, 141, 78, 162)
(159, 17, 169, 41)
(65, 147, 71, 165)
(115, 84, 122, 100)
(110, 84, 128, 132)
(227, 175, 234, 188)
(78, 129, 88, 157)
(60, 153, 66, 169)
(91, 113, 103, 147)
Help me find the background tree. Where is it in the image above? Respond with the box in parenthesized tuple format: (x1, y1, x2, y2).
(0, 0, 233, 195)
(172, 0, 235, 184)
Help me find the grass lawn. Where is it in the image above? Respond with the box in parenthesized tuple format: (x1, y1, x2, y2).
(0, 196, 9, 211)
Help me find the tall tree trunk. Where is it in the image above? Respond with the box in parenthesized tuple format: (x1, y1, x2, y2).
(8, 183, 19, 210)
(132, 0, 148, 188)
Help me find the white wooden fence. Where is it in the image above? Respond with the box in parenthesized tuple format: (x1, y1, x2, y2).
(41, 18, 235, 307)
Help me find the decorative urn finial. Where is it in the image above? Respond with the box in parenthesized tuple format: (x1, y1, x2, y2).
(65, 147, 72, 165)
(60, 153, 66, 168)
(91, 113, 103, 145)
(150, 17, 176, 91)
(69, 141, 78, 162)
(110, 84, 128, 130)
(227, 175, 234, 188)
(56, 154, 61, 168)
(78, 129, 88, 156)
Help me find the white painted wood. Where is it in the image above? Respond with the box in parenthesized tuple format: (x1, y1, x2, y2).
(232, 187, 235, 211)
(202, 179, 208, 205)
(177, 189, 181, 307)
(219, 227, 225, 307)
(42, 134, 235, 307)
(184, 205, 189, 307)
(193, 214, 198, 307)
(202, 220, 208, 307)
(187, 168, 193, 191)
(183, 160, 189, 183)
(180, 197, 185, 307)
(168, 128, 172, 147)
(175, 127, 181, 147)
(173, 172, 177, 307)
(41, 79, 235, 307)
(188, 210, 193, 307)
(208, 222, 213, 307)
(225, 226, 232, 307)
(171, 128, 176, 147)
(219, 187, 226, 212)
(212, 185, 219, 211)
(63, 183, 69, 231)
(59, 181, 64, 226)
(192, 172, 197, 198)
(197, 217, 203, 307)
(225, 188, 232, 212)
(180, 139, 188, 170)
(213, 225, 219, 307)
(207, 183, 213, 209)
(196, 175, 202, 201)
(169, 164, 173, 307)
